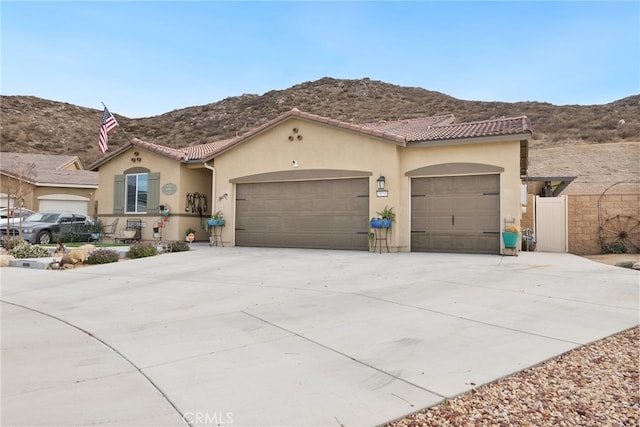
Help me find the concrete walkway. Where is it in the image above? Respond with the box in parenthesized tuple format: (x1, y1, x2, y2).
(1, 247, 638, 426)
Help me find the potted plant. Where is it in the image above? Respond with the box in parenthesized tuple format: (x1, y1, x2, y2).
(206, 210, 225, 228)
(90, 218, 104, 242)
(185, 227, 196, 243)
(370, 206, 395, 228)
(502, 224, 520, 248)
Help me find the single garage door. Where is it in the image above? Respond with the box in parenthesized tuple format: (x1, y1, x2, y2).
(236, 178, 369, 250)
(411, 175, 500, 254)
(38, 195, 89, 215)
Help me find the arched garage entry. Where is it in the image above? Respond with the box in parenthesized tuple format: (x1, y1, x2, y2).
(408, 163, 503, 254)
(232, 170, 370, 250)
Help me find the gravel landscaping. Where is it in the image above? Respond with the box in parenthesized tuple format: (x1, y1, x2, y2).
(388, 326, 639, 427)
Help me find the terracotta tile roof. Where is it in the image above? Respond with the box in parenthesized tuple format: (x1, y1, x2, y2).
(408, 116, 533, 142)
(205, 110, 532, 159)
(0, 152, 98, 186)
(361, 115, 532, 143)
(360, 115, 456, 141)
(198, 108, 411, 161)
(182, 138, 236, 160)
(130, 138, 187, 161)
(88, 138, 188, 169)
(88, 109, 533, 169)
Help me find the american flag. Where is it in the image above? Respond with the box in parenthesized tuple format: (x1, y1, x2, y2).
(98, 106, 119, 154)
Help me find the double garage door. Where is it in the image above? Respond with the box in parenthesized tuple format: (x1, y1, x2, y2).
(411, 175, 500, 254)
(236, 178, 369, 250)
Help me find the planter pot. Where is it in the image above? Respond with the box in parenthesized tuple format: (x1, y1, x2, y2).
(207, 219, 225, 226)
(161, 209, 170, 216)
(502, 232, 519, 248)
(370, 218, 392, 229)
(152, 227, 159, 233)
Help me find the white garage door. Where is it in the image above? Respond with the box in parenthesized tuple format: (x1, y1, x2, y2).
(38, 195, 89, 215)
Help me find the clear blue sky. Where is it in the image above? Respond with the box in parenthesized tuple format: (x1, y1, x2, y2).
(2, 1, 639, 118)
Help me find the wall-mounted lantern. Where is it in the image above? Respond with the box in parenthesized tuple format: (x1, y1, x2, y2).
(376, 175, 388, 197)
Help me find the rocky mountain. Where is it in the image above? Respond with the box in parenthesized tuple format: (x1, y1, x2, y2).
(2, 77, 639, 168)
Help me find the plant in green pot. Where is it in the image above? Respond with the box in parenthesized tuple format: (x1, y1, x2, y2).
(89, 218, 104, 242)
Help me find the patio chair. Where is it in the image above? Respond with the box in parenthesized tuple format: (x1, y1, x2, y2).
(125, 219, 142, 241)
(101, 218, 119, 243)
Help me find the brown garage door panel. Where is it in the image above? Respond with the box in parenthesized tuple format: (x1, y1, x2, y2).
(236, 178, 369, 250)
(413, 233, 499, 254)
(411, 175, 500, 254)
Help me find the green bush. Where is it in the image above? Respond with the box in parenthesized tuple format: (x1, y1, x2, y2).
(85, 249, 120, 265)
(53, 225, 75, 243)
(54, 224, 92, 243)
(602, 241, 628, 254)
(127, 243, 158, 259)
(166, 240, 190, 252)
(9, 242, 52, 259)
(4, 237, 26, 251)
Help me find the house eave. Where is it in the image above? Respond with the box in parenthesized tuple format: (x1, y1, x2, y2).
(407, 132, 532, 148)
(33, 182, 99, 189)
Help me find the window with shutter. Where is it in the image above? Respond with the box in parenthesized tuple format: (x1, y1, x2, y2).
(113, 171, 160, 214)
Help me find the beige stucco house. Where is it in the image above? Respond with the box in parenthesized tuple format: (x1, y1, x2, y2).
(0, 153, 98, 215)
(89, 109, 532, 254)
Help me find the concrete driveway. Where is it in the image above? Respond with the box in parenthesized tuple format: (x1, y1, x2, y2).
(2, 247, 638, 426)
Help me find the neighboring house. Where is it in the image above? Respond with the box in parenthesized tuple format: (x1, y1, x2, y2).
(89, 109, 531, 254)
(0, 153, 98, 215)
(524, 141, 639, 254)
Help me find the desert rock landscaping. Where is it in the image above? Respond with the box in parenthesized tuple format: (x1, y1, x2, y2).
(388, 327, 639, 427)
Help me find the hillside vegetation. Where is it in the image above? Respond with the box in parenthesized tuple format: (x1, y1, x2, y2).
(1, 77, 639, 167)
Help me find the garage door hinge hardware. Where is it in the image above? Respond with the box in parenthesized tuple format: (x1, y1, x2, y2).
(411, 194, 426, 198)
(236, 198, 246, 201)
(483, 192, 499, 195)
(411, 230, 427, 233)
(357, 194, 369, 198)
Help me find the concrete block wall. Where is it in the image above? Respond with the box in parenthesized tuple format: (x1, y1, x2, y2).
(568, 193, 640, 255)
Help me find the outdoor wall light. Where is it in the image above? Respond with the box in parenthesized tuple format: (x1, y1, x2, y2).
(377, 175, 386, 190)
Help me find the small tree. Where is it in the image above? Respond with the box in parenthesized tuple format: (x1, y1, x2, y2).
(3, 160, 35, 246)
